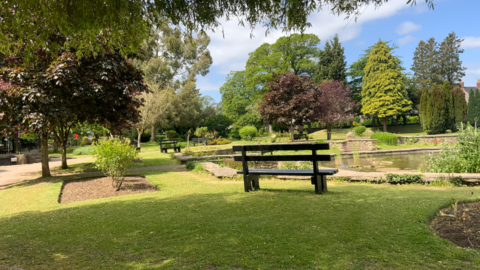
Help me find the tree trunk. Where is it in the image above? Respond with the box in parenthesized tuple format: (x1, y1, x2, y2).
(61, 142, 68, 169)
(14, 134, 19, 154)
(53, 138, 59, 153)
(137, 132, 142, 148)
(402, 115, 407, 126)
(327, 129, 332, 140)
(151, 125, 157, 142)
(290, 126, 295, 142)
(383, 117, 387, 132)
(40, 131, 51, 177)
(187, 133, 190, 150)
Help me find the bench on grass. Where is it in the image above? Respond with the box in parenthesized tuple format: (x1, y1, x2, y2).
(233, 143, 338, 194)
(294, 134, 309, 141)
(191, 137, 208, 146)
(130, 140, 141, 151)
(159, 139, 181, 153)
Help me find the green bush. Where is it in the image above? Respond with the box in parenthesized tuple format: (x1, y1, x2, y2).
(195, 127, 209, 138)
(72, 146, 91, 155)
(385, 174, 424, 184)
(71, 138, 81, 146)
(165, 130, 177, 139)
(156, 135, 165, 141)
(208, 138, 232, 145)
(363, 119, 372, 126)
(353, 126, 367, 136)
(140, 133, 151, 143)
(370, 132, 397, 145)
(229, 125, 242, 140)
(407, 116, 419, 124)
(239, 126, 258, 141)
(185, 160, 196, 171)
(90, 138, 138, 191)
(81, 136, 90, 146)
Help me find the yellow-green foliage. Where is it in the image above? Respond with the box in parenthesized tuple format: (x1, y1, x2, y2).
(361, 40, 411, 118)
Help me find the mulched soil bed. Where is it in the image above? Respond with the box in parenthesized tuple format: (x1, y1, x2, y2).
(430, 201, 480, 250)
(59, 175, 157, 204)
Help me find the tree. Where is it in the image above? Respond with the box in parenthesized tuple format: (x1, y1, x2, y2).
(258, 72, 315, 141)
(411, 38, 441, 89)
(475, 89, 480, 127)
(245, 34, 320, 98)
(348, 42, 403, 114)
(427, 85, 446, 134)
(312, 80, 354, 140)
(468, 89, 477, 125)
(419, 88, 430, 131)
(438, 32, 466, 85)
(204, 114, 234, 138)
(314, 35, 347, 84)
(220, 71, 252, 121)
(361, 40, 412, 131)
(441, 80, 455, 131)
(1, 51, 147, 174)
(453, 87, 467, 126)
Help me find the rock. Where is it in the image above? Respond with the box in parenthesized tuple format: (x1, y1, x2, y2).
(346, 132, 355, 140)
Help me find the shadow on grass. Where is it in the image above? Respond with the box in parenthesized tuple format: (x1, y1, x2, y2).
(1, 183, 479, 269)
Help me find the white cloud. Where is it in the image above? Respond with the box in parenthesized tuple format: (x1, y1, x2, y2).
(206, 1, 411, 75)
(462, 63, 480, 86)
(462, 37, 480, 49)
(395, 21, 421, 35)
(398, 35, 417, 45)
(196, 76, 224, 92)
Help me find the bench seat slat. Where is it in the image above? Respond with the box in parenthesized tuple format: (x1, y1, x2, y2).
(233, 155, 331, 162)
(237, 169, 338, 176)
(232, 143, 329, 152)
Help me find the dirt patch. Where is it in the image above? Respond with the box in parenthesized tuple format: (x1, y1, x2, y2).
(430, 201, 480, 250)
(59, 175, 157, 203)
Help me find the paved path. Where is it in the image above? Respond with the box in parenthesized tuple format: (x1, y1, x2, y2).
(0, 157, 91, 190)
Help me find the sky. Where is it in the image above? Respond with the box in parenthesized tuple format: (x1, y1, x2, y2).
(196, 0, 480, 102)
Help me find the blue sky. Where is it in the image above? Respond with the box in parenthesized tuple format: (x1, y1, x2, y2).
(197, 0, 480, 102)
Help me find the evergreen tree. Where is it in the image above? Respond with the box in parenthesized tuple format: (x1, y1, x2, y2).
(427, 85, 446, 134)
(361, 40, 412, 132)
(475, 89, 480, 127)
(411, 38, 441, 89)
(438, 32, 466, 84)
(441, 80, 455, 131)
(419, 88, 430, 131)
(314, 35, 347, 84)
(468, 89, 476, 125)
(453, 87, 467, 126)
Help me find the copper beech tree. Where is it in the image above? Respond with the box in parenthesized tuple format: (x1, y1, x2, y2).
(312, 80, 355, 140)
(258, 72, 316, 141)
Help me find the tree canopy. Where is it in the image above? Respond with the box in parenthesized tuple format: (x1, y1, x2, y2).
(0, 0, 434, 63)
(314, 35, 347, 84)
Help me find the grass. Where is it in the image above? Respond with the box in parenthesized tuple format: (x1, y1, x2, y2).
(1, 166, 480, 269)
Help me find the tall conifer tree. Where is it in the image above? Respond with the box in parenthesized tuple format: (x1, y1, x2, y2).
(428, 85, 446, 134)
(468, 89, 476, 125)
(361, 40, 411, 131)
(453, 87, 467, 126)
(475, 89, 480, 127)
(438, 32, 466, 85)
(419, 88, 430, 131)
(314, 35, 347, 84)
(441, 80, 455, 131)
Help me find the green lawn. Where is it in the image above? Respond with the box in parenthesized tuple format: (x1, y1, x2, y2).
(1, 166, 480, 269)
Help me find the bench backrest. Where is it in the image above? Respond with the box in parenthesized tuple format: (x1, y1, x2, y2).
(233, 143, 332, 174)
(159, 140, 177, 148)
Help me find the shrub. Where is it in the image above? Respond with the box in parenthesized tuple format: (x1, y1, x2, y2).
(353, 126, 367, 136)
(90, 138, 138, 191)
(385, 174, 424, 184)
(185, 160, 196, 171)
(195, 127, 209, 138)
(140, 133, 151, 143)
(445, 129, 452, 134)
(363, 119, 372, 126)
(239, 126, 258, 141)
(229, 125, 242, 140)
(71, 138, 81, 146)
(407, 116, 419, 124)
(165, 130, 177, 139)
(370, 132, 397, 145)
(81, 136, 90, 146)
(156, 135, 165, 141)
(72, 146, 91, 155)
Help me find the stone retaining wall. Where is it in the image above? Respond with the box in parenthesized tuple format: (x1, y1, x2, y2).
(326, 138, 377, 152)
(397, 135, 457, 145)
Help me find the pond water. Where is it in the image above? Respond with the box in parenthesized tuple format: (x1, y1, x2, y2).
(321, 151, 438, 173)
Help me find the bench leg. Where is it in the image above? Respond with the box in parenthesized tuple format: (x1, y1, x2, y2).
(244, 175, 260, 192)
(312, 175, 327, 194)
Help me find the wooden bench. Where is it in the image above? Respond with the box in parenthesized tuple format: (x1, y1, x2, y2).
(130, 140, 141, 151)
(191, 137, 208, 146)
(293, 134, 309, 141)
(159, 139, 181, 153)
(233, 143, 338, 194)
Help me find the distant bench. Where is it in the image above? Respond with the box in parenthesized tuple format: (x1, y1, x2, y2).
(191, 137, 208, 146)
(159, 139, 181, 153)
(130, 140, 141, 151)
(294, 134, 308, 141)
(233, 143, 338, 194)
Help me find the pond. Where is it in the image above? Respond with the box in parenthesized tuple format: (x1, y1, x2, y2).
(321, 151, 438, 173)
